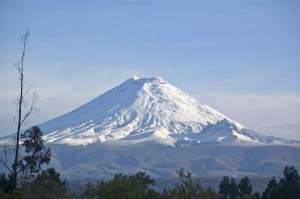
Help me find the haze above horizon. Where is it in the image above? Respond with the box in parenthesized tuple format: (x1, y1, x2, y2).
(0, 0, 299, 140)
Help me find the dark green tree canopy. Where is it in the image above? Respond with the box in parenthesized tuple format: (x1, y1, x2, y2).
(219, 176, 230, 199)
(262, 176, 278, 199)
(17, 126, 51, 175)
(277, 166, 300, 199)
(84, 172, 157, 199)
(238, 176, 252, 197)
(229, 178, 239, 199)
(27, 168, 67, 199)
(219, 176, 239, 199)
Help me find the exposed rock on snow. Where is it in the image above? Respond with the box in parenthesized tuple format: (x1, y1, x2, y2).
(1, 77, 300, 178)
(29, 77, 298, 147)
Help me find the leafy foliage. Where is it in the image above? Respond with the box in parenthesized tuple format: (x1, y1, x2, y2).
(164, 168, 204, 198)
(84, 171, 158, 199)
(0, 125, 52, 195)
(262, 166, 300, 199)
(230, 178, 239, 199)
(20, 126, 51, 173)
(11, 126, 51, 188)
(252, 192, 260, 199)
(26, 168, 67, 199)
(0, 173, 11, 193)
(1, 130, 299, 199)
(277, 166, 300, 199)
(238, 176, 252, 197)
(219, 176, 239, 199)
(161, 168, 220, 199)
(262, 177, 278, 199)
(0, 189, 27, 199)
(219, 176, 230, 199)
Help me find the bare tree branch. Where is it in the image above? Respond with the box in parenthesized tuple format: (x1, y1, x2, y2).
(0, 30, 40, 191)
(20, 92, 39, 126)
(0, 143, 13, 173)
(11, 30, 38, 190)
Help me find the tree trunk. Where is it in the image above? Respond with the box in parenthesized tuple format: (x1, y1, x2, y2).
(12, 31, 29, 189)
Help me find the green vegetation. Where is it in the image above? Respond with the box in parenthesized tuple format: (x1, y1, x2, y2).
(158, 168, 220, 199)
(0, 125, 299, 198)
(84, 172, 158, 199)
(1, 157, 299, 199)
(218, 176, 238, 199)
(0, 125, 298, 198)
(2, 30, 299, 198)
(0, 126, 57, 198)
(262, 166, 300, 199)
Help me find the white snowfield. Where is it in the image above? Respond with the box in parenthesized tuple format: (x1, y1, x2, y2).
(18, 76, 300, 147)
(0, 77, 270, 146)
(1, 77, 300, 178)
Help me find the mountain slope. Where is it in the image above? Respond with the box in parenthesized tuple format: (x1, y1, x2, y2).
(1, 76, 300, 178)
(34, 76, 296, 147)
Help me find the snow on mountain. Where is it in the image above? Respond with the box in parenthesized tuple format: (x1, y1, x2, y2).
(29, 76, 296, 147)
(1, 76, 300, 178)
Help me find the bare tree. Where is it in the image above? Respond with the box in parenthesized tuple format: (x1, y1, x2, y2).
(0, 143, 13, 174)
(11, 30, 38, 189)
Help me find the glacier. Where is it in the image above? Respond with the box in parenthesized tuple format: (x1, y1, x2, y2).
(1, 76, 299, 178)
(23, 77, 299, 146)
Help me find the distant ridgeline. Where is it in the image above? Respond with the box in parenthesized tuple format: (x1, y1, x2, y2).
(1, 77, 299, 179)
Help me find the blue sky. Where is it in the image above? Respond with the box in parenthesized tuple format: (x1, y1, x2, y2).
(1, 0, 300, 139)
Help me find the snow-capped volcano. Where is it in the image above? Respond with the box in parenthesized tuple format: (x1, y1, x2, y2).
(1, 77, 300, 178)
(37, 76, 293, 147)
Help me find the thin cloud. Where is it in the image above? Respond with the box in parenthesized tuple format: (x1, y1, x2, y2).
(194, 93, 300, 140)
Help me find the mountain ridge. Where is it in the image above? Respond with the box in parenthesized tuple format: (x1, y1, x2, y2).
(1, 76, 300, 178)
(0, 77, 299, 147)
(29, 76, 299, 147)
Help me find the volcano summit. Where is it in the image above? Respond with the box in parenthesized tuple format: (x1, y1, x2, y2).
(37, 77, 296, 147)
(1, 77, 299, 178)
